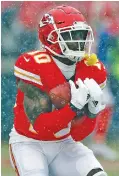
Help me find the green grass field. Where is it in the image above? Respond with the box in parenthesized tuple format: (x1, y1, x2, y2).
(1, 142, 119, 176)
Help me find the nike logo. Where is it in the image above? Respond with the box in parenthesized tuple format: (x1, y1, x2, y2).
(24, 56, 30, 62)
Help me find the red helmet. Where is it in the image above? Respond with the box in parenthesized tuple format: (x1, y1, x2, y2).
(38, 5, 94, 61)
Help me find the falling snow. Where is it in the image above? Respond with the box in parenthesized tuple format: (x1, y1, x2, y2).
(1, 1, 119, 176)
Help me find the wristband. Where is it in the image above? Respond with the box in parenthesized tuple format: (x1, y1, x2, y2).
(84, 104, 97, 118)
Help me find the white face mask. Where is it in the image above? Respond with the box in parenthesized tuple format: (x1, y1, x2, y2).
(46, 21, 94, 61)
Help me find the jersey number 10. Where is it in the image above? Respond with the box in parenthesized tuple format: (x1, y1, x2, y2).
(28, 51, 51, 64)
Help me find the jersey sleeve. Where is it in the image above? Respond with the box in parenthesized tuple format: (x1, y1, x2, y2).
(75, 58, 107, 89)
(14, 51, 46, 90)
(14, 50, 68, 92)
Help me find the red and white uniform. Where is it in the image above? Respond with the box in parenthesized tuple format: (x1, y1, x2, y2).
(9, 50, 107, 143)
(9, 50, 107, 176)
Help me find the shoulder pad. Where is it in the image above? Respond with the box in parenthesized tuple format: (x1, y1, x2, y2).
(14, 50, 52, 87)
(76, 58, 107, 89)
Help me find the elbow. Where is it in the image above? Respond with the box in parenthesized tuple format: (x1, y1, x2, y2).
(71, 118, 96, 141)
(33, 115, 58, 133)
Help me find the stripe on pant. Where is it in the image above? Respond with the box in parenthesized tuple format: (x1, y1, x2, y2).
(9, 144, 20, 176)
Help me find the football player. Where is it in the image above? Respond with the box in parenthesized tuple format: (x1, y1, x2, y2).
(9, 5, 107, 176)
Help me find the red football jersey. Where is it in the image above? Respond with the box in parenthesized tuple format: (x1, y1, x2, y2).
(14, 50, 107, 141)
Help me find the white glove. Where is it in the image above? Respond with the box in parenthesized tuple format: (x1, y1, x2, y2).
(69, 78, 90, 110)
(84, 78, 106, 114)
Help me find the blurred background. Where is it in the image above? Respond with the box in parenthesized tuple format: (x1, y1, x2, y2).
(1, 1, 119, 176)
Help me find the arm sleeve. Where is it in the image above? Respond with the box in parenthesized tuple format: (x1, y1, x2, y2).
(33, 104, 76, 133)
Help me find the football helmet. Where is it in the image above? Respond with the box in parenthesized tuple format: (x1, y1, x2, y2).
(39, 5, 94, 61)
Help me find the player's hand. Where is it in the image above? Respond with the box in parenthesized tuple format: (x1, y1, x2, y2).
(84, 78, 106, 114)
(69, 78, 90, 110)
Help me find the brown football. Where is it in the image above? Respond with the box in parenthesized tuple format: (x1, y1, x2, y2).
(49, 82, 71, 109)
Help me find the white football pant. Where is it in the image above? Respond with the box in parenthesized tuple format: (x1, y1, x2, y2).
(9, 136, 107, 176)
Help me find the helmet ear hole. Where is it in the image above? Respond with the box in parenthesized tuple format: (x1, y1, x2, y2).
(43, 36, 48, 44)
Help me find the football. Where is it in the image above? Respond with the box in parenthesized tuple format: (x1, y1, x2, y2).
(49, 82, 71, 109)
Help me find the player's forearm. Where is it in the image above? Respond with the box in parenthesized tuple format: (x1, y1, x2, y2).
(70, 116, 96, 141)
(18, 80, 53, 123)
(33, 104, 76, 133)
(23, 94, 52, 124)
